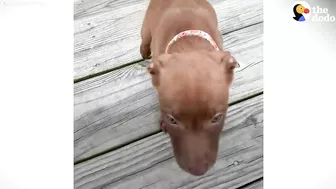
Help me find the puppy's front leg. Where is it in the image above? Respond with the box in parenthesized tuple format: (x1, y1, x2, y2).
(140, 20, 152, 59)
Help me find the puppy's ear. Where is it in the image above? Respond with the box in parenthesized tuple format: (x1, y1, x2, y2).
(210, 51, 238, 84)
(147, 62, 158, 75)
(217, 51, 238, 72)
(147, 53, 171, 86)
(226, 55, 238, 72)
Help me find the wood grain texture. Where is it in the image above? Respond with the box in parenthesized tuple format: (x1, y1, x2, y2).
(74, 22, 263, 163)
(73, 0, 263, 80)
(74, 95, 263, 189)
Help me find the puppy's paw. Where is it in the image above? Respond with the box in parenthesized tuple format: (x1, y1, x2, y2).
(160, 120, 167, 133)
(140, 44, 151, 59)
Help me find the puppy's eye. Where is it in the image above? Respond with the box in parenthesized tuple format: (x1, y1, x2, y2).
(211, 114, 223, 123)
(167, 115, 177, 125)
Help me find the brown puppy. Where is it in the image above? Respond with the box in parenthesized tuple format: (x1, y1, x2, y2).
(140, 0, 237, 176)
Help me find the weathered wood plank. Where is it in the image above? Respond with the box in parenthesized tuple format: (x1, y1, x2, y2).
(74, 0, 263, 80)
(74, 22, 263, 163)
(74, 95, 263, 189)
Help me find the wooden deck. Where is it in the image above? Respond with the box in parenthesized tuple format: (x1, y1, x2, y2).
(74, 0, 263, 188)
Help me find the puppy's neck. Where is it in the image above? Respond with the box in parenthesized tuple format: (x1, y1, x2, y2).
(166, 36, 215, 53)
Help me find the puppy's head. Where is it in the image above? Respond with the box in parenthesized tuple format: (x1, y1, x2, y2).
(148, 51, 237, 176)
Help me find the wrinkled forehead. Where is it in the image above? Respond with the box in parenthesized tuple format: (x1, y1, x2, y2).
(156, 53, 230, 114)
(158, 81, 229, 116)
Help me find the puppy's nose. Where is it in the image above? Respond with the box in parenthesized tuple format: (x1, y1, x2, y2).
(188, 163, 209, 176)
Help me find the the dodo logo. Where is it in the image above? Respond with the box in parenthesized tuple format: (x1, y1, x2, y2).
(293, 1, 335, 22)
(293, 1, 311, 22)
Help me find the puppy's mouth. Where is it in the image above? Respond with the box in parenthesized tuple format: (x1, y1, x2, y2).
(186, 165, 211, 176)
(159, 115, 219, 176)
(175, 157, 213, 176)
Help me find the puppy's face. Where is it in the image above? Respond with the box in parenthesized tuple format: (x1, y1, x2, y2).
(148, 51, 237, 176)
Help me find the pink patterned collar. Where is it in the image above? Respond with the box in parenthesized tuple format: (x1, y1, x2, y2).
(165, 30, 220, 53)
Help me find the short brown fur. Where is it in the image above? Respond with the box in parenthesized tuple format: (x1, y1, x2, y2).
(141, 0, 237, 176)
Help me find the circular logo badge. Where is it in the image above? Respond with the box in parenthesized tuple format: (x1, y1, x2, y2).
(293, 1, 311, 22)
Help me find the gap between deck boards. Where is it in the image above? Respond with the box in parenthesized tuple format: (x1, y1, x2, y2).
(74, 21, 263, 84)
(75, 91, 263, 165)
(237, 177, 263, 189)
